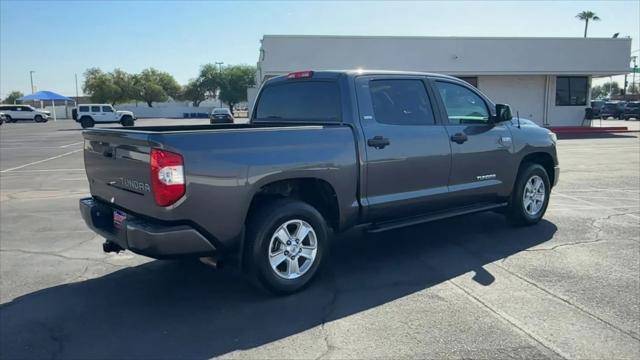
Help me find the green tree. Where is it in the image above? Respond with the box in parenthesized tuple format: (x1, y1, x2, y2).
(83, 68, 119, 104)
(218, 65, 256, 110)
(576, 11, 600, 38)
(2, 91, 24, 104)
(133, 68, 181, 107)
(591, 85, 604, 99)
(199, 63, 222, 100)
(180, 79, 207, 107)
(110, 69, 137, 105)
(602, 81, 620, 97)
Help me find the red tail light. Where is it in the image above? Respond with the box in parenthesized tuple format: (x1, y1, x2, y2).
(287, 70, 313, 79)
(150, 148, 185, 206)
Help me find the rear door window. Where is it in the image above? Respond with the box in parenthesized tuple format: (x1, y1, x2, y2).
(91, 106, 101, 112)
(256, 81, 340, 122)
(369, 79, 435, 125)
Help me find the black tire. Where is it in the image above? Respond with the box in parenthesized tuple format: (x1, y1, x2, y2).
(121, 116, 134, 127)
(506, 163, 551, 226)
(244, 198, 329, 295)
(34, 115, 43, 122)
(5, 115, 13, 123)
(80, 117, 94, 128)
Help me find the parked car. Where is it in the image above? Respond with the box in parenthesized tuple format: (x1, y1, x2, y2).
(72, 104, 136, 128)
(0, 105, 50, 122)
(622, 101, 640, 120)
(590, 100, 605, 117)
(79, 70, 559, 294)
(600, 101, 626, 119)
(210, 108, 234, 123)
(0, 112, 5, 126)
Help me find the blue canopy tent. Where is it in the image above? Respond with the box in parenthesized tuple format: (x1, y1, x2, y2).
(18, 91, 74, 121)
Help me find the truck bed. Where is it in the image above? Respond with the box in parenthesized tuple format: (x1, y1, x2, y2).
(82, 122, 359, 250)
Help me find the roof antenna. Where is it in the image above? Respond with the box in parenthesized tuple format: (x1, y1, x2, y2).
(517, 111, 521, 129)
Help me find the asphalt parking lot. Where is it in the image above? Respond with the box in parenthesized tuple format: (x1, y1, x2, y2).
(0, 119, 638, 359)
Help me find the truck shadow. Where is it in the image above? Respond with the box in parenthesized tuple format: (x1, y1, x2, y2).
(0, 212, 556, 359)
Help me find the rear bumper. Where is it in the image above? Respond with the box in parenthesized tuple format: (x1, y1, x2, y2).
(210, 116, 234, 123)
(79, 197, 216, 259)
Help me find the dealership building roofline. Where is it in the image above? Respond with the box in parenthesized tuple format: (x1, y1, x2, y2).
(250, 35, 633, 126)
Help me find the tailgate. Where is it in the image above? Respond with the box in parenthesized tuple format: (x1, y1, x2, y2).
(83, 129, 161, 217)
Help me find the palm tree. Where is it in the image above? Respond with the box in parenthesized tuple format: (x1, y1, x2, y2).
(576, 11, 601, 38)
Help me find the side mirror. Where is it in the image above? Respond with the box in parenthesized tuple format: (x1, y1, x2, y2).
(495, 104, 513, 122)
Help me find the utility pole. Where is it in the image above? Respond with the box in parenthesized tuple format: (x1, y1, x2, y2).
(29, 71, 35, 94)
(75, 73, 79, 103)
(215, 62, 224, 107)
(632, 56, 638, 94)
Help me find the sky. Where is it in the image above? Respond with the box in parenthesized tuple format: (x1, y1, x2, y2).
(1, 0, 639, 98)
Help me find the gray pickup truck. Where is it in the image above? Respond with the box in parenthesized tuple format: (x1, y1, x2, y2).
(80, 70, 559, 294)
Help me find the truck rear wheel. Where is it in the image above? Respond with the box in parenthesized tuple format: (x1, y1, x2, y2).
(80, 117, 94, 128)
(506, 163, 551, 226)
(245, 199, 328, 295)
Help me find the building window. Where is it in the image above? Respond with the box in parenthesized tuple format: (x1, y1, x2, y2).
(556, 76, 587, 106)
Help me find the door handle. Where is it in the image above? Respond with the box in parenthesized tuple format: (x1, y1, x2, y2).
(367, 136, 390, 149)
(450, 133, 468, 144)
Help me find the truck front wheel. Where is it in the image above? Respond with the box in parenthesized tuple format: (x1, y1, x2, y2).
(245, 199, 328, 295)
(506, 163, 551, 226)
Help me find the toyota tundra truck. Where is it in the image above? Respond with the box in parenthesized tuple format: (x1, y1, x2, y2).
(79, 70, 559, 294)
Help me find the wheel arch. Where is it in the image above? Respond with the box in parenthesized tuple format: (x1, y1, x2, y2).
(245, 178, 341, 233)
(519, 152, 555, 188)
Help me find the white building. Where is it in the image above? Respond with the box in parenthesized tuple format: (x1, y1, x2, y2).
(250, 35, 632, 126)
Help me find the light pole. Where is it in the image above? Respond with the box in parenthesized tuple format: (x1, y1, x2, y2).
(75, 73, 79, 103)
(632, 56, 638, 94)
(29, 70, 35, 94)
(215, 62, 224, 107)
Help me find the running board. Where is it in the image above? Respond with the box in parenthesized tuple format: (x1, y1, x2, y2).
(367, 202, 508, 233)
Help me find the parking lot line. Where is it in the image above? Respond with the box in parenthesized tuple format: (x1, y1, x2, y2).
(0, 168, 85, 174)
(554, 192, 640, 219)
(59, 142, 84, 148)
(0, 149, 83, 173)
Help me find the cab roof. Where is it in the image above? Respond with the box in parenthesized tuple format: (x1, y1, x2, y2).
(265, 70, 462, 85)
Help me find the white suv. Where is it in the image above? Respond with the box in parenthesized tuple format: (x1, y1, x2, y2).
(72, 104, 136, 128)
(0, 105, 50, 123)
